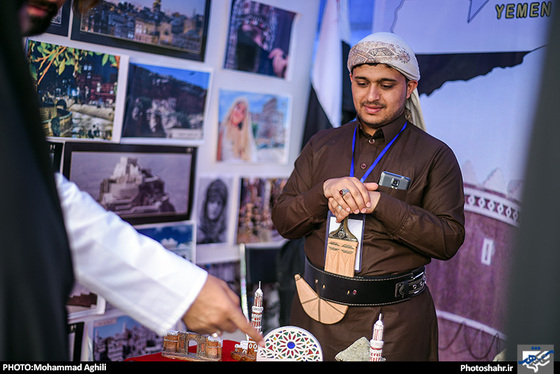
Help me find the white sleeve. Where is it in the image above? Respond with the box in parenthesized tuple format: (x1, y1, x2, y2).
(55, 173, 207, 336)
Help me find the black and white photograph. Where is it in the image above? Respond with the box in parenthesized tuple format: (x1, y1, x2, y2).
(71, 0, 211, 61)
(224, 0, 297, 78)
(26, 40, 128, 141)
(134, 220, 196, 263)
(62, 142, 197, 225)
(195, 176, 233, 245)
(121, 62, 211, 143)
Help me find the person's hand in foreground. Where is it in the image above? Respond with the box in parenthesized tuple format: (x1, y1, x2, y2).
(182, 274, 264, 346)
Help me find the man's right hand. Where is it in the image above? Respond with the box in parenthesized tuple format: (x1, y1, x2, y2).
(324, 177, 377, 215)
(182, 274, 264, 346)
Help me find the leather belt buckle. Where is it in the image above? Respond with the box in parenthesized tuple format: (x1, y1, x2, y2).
(303, 257, 427, 306)
(394, 271, 426, 299)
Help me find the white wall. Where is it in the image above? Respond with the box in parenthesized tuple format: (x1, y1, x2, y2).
(31, 0, 321, 264)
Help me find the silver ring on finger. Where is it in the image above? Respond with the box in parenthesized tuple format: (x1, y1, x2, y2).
(339, 188, 350, 197)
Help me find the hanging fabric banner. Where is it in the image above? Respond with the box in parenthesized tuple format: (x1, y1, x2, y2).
(371, 0, 552, 361)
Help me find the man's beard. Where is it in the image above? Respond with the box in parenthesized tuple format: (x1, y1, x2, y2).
(357, 105, 405, 130)
(22, 1, 60, 36)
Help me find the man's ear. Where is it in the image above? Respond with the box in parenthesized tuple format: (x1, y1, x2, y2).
(406, 80, 418, 98)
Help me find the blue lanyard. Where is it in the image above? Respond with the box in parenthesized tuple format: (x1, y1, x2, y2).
(350, 122, 407, 183)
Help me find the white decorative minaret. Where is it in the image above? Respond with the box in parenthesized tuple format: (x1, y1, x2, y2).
(251, 282, 264, 334)
(370, 313, 384, 361)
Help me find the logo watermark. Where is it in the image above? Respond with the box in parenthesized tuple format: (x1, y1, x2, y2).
(518, 345, 554, 374)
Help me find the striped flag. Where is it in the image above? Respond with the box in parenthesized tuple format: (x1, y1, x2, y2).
(301, 0, 353, 149)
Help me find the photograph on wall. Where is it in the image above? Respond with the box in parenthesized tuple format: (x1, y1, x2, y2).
(48, 141, 64, 171)
(120, 62, 211, 143)
(62, 142, 197, 225)
(237, 177, 287, 244)
(68, 321, 85, 361)
(195, 176, 233, 245)
(71, 0, 210, 61)
(217, 89, 290, 164)
(67, 282, 106, 319)
(134, 220, 196, 263)
(91, 313, 163, 361)
(224, 0, 296, 78)
(203, 261, 240, 294)
(26, 40, 128, 141)
(46, 1, 71, 36)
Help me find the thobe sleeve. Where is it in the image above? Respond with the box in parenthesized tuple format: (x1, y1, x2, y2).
(272, 141, 329, 239)
(55, 173, 208, 336)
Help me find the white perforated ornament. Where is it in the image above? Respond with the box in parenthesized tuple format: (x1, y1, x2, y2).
(256, 326, 323, 361)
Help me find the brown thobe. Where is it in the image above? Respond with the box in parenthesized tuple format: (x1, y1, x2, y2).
(272, 114, 465, 361)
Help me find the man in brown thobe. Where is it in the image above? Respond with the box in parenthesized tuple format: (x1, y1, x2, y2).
(272, 32, 465, 361)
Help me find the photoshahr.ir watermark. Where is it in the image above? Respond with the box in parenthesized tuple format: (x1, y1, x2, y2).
(517, 345, 554, 374)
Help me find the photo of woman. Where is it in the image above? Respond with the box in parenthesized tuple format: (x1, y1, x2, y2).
(216, 89, 290, 164)
(217, 97, 258, 162)
(196, 177, 232, 245)
(224, 0, 296, 78)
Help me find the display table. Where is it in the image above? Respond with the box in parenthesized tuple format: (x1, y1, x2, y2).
(126, 340, 240, 362)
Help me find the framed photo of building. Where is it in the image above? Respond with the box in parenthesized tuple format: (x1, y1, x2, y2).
(237, 177, 287, 244)
(26, 40, 128, 142)
(46, 2, 71, 36)
(134, 220, 196, 263)
(217, 89, 290, 164)
(120, 62, 211, 143)
(62, 142, 197, 225)
(91, 313, 164, 361)
(71, 0, 211, 62)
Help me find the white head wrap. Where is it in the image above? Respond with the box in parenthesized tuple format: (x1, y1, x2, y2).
(347, 32, 425, 131)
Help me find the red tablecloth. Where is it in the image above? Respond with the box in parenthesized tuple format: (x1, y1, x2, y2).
(127, 340, 240, 362)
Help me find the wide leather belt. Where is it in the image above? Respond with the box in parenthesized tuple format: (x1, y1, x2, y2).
(303, 257, 426, 306)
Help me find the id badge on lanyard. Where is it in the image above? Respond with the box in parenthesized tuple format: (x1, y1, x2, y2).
(324, 122, 408, 274)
